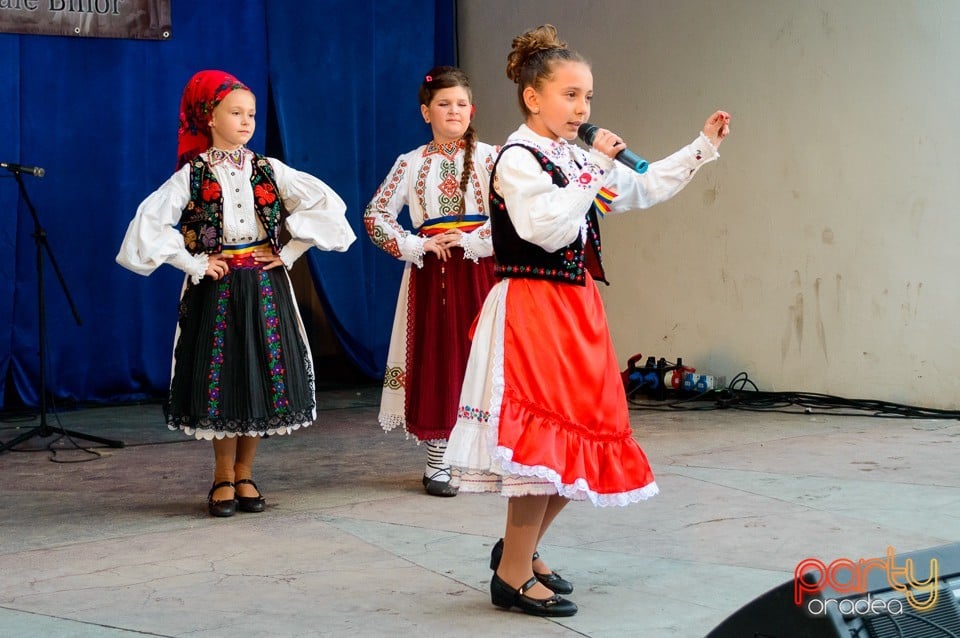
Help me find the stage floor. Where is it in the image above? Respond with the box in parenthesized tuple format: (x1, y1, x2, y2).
(1, 386, 958, 637)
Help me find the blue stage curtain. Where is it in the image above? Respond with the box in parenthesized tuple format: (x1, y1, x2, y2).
(266, 0, 455, 378)
(0, 38, 19, 407)
(0, 1, 454, 407)
(1, 3, 269, 407)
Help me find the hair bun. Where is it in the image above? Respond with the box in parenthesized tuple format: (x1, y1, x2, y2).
(506, 24, 567, 83)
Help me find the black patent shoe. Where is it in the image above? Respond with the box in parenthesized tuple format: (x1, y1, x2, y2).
(235, 478, 265, 513)
(532, 550, 574, 594)
(490, 539, 574, 594)
(490, 573, 578, 617)
(421, 472, 458, 497)
(207, 481, 237, 517)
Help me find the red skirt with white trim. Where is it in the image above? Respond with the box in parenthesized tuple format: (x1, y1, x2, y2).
(445, 274, 658, 506)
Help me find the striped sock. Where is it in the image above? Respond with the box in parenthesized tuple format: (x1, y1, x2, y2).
(424, 439, 451, 483)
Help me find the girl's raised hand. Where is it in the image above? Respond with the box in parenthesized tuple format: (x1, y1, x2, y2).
(703, 111, 731, 148)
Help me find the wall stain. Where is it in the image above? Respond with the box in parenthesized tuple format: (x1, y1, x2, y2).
(780, 272, 842, 362)
(782, 271, 805, 361)
(781, 292, 804, 361)
(901, 281, 924, 322)
(703, 187, 718, 206)
(872, 288, 889, 319)
(836, 274, 842, 311)
(814, 277, 828, 362)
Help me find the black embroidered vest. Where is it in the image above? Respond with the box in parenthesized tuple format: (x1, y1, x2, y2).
(180, 153, 285, 255)
(490, 143, 607, 286)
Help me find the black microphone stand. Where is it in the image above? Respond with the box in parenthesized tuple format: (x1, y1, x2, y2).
(0, 168, 123, 453)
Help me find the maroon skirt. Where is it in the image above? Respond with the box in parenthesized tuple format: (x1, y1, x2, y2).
(403, 248, 496, 441)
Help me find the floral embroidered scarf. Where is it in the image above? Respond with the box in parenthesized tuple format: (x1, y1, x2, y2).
(176, 70, 250, 170)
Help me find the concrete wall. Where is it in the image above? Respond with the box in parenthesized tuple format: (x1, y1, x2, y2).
(457, 0, 960, 408)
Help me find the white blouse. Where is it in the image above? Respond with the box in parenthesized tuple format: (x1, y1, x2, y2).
(364, 139, 500, 266)
(494, 124, 719, 253)
(116, 148, 356, 282)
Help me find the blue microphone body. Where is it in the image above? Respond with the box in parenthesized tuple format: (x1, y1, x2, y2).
(614, 147, 649, 174)
(577, 123, 649, 174)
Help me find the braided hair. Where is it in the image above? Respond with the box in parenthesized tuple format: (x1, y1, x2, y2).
(420, 66, 476, 217)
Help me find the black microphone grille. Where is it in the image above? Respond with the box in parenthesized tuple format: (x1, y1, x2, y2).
(577, 122, 598, 144)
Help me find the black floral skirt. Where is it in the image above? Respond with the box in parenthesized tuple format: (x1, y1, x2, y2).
(166, 251, 315, 439)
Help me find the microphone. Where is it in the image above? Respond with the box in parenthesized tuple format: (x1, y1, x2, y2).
(1, 162, 45, 178)
(577, 123, 648, 174)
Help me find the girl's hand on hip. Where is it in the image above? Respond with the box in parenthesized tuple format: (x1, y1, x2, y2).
(254, 248, 284, 270)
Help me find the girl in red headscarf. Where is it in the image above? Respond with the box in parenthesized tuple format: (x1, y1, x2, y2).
(117, 70, 356, 517)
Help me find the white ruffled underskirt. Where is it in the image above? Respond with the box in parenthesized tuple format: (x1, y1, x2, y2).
(444, 280, 659, 508)
(170, 419, 312, 441)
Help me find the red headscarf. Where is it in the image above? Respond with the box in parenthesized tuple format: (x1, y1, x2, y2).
(176, 70, 251, 170)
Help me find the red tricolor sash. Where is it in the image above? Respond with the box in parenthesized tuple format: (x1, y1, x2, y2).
(418, 214, 486, 237)
(593, 186, 617, 217)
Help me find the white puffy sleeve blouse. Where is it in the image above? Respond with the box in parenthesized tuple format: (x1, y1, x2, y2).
(116, 150, 356, 282)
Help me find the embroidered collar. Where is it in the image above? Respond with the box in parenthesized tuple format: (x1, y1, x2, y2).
(423, 138, 464, 159)
(207, 146, 248, 169)
(509, 124, 584, 171)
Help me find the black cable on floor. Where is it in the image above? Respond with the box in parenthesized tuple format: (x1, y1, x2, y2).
(628, 370, 960, 420)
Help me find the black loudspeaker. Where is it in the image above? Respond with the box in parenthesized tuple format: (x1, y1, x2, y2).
(707, 542, 960, 638)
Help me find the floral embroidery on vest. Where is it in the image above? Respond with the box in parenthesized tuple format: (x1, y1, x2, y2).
(181, 154, 285, 255)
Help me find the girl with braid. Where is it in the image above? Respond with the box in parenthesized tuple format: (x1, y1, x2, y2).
(444, 25, 730, 615)
(364, 66, 500, 497)
(117, 70, 356, 517)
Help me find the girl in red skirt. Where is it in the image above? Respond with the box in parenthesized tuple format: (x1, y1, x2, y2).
(444, 25, 731, 615)
(364, 67, 500, 496)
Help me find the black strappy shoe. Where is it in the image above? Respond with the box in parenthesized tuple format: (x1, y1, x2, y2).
(234, 478, 265, 513)
(490, 538, 574, 594)
(207, 481, 237, 517)
(490, 572, 578, 617)
(421, 468, 458, 497)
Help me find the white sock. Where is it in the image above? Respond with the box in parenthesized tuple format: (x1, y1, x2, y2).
(424, 440, 451, 482)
